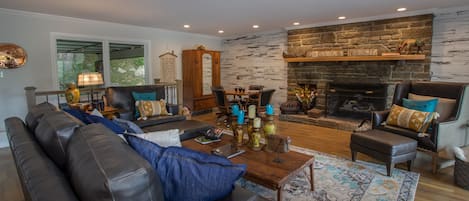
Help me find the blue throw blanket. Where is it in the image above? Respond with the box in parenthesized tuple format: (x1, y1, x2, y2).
(126, 135, 246, 201)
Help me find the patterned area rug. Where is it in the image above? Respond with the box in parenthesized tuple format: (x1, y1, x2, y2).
(237, 145, 419, 201)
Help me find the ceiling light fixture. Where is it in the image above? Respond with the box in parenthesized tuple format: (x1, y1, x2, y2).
(293, 22, 300, 26)
(397, 8, 407, 12)
(183, 24, 190, 28)
(338, 16, 347, 20)
(252, 25, 259, 29)
(218, 30, 224, 34)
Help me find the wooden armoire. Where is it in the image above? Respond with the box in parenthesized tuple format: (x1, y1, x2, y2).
(182, 49, 220, 112)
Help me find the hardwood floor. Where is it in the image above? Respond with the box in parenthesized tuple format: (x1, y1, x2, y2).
(1, 112, 468, 201)
(193, 112, 469, 201)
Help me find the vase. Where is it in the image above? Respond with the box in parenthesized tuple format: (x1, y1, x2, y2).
(65, 83, 80, 104)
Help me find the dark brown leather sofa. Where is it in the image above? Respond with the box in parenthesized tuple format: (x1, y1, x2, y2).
(371, 81, 469, 173)
(105, 85, 212, 140)
(5, 102, 262, 201)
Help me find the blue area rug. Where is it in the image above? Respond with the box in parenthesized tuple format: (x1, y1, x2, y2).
(237, 145, 419, 201)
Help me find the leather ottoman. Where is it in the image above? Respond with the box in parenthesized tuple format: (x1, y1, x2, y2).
(350, 129, 417, 176)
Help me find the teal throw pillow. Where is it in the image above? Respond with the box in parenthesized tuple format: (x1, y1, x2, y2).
(402, 98, 438, 112)
(132, 91, 157, 118)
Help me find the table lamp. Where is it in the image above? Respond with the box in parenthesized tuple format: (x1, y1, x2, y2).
(77, 72, 104, 104)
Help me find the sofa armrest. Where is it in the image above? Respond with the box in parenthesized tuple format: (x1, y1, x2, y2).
(167, 104, 179, 115)
(371, 110, 389, 129)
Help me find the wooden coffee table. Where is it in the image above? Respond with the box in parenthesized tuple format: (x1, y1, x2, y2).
(182, 135, 315, 201)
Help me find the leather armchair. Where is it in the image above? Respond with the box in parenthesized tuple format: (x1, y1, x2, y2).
(372, 81, 469, 173)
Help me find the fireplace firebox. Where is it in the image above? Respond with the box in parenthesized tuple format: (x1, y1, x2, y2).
(326, 83, 387, 119)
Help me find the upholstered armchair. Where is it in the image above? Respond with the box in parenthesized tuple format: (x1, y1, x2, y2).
(371, 81, 469, 173)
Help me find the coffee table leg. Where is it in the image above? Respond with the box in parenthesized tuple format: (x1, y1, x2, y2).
(277, 186, 283, 201)
(310, 163, 314, 191)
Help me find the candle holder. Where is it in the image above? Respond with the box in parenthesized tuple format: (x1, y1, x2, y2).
(234, 123, 244, 147)
(263, 114, 276, 152)
(246, 118, 254, 146)
(251, 127, 262, 151)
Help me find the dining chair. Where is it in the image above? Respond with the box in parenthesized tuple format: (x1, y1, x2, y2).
(212, 88, 231, 126)
(257, 89, 276, 115)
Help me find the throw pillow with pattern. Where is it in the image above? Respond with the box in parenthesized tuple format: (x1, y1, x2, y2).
(135, 99, 168, 119)
(386, 104, 435, 132)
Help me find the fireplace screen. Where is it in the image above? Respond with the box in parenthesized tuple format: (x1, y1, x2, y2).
(326, 83, 387, 119)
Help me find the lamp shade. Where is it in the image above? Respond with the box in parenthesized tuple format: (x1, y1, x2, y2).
(77, 72, 104, 87)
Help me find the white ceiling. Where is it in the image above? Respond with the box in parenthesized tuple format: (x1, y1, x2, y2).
(1, 0, 469, 37)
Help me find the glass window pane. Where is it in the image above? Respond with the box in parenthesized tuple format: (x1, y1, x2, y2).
(109, 43, 145, 86)
(56, 39, 103, 90)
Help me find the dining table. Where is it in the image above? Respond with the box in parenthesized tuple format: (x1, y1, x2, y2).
(224, 90, 260, 109)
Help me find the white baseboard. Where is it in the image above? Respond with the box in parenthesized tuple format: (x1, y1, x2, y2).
(0, 131, 8, 148)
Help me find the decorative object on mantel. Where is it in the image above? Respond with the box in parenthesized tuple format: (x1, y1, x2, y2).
(0, 43, 27, 69)
(398, 39, 425, 55)
(347, 48, 378, 56)
(381, 52, 401, 56)
(159, 50, 177, 83)
(295, 85, 317, 114)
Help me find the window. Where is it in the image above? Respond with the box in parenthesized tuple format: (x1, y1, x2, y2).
(56, 40, 103, 89)
(109, 43, 145, 86)
(54, 35, 149, 90)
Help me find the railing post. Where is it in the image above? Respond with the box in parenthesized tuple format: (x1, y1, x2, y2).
(176, 80, 183, 114)
(24, 86, 37, 111)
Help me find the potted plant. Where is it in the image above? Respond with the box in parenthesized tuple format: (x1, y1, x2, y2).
(294, 86, 318, 114)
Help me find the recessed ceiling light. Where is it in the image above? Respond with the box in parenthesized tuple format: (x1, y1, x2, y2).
(338, 16, 347, 20)
(252, 25, 260, 29)
(183, 24, 190, 28)
(397, 8, 407, 12)
(293, 22, 300, 26)
(218, 30, 224, 34)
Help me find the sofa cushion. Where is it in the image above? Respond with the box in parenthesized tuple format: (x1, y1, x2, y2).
(130, 129, 181, 147)
(134, 114, 186, 128)
(34, 111, 81, 169)
(132, 91, 157, 118)
(25, 102, 58, 131)
(5, 117, 79, 201)
(386, 104, 435, 133)
(408, 93, 457, 121)
(402, 98, 438, 112)
(125, 135, 246, 201)
(136, 100, 168, 119)
(67, 124, 164, 201)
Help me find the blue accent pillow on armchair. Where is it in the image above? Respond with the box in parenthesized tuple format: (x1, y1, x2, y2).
(402, 98, 438, 112)
(132, 91, 157, 118)
(125, 135, 246, 201)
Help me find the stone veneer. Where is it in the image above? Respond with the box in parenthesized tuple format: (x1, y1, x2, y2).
(221, 31, 288, 112)
(287, 15, 433, 110)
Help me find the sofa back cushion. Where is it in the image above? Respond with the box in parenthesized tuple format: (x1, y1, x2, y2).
(105, 85, 166, 120)
(25, 102, 58, 131)
(67, 124, 164, 201)
(5, 117, 79, 201)
(34, 111, 81, 169)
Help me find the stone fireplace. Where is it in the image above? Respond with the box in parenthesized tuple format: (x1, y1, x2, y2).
(282, 14, 433, 129)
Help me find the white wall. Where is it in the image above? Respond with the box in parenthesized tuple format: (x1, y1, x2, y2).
(0, 8, 222, 130)
(431, 7, 469, 82)
(221, 31, 288, 113)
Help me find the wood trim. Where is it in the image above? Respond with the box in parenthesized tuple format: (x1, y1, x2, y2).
(284, 55, 426, 63)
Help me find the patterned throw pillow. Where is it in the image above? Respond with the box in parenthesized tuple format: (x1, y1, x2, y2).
(136, 99, 168, 119)
(386, 104, 435, 132)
